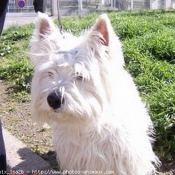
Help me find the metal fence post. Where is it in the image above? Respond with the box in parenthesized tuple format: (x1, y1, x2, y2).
(131, 0, 133, 10)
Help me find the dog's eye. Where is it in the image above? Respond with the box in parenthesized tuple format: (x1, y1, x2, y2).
(48, 72, 54, 77)
(76, 75, 83, 81)
(75, 72, 83, 81)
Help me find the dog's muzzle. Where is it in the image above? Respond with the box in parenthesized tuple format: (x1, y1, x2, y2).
(47, 92, 64, 110)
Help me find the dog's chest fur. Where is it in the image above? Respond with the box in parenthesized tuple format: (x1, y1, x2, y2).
(53, 123, 121, 173)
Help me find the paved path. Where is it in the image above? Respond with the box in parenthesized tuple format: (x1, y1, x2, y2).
(4, 13, 57, 30)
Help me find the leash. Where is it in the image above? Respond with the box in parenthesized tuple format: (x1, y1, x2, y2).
(57, 0, 63, 34)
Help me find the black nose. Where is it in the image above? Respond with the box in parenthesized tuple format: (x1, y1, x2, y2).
(47, 92, 64, 110)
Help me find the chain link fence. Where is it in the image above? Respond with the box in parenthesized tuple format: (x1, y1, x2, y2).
(56, 0, 175, 16)
(95, 0, 174, 10)
(111, 0, 150, 10)
(7, 0, 175, 15)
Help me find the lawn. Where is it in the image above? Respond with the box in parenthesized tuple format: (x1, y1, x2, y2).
(1, 9, 175, 161)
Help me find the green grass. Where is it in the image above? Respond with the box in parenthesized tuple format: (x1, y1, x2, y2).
(0, 24, 33, 101)
(1, 9, 175, 161)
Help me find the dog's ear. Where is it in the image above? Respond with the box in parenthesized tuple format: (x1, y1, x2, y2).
(90, 14, 113, 46)
(88, 14, 124, 65)
(30, 13, 61, 67)
(34, 12, 57, 39)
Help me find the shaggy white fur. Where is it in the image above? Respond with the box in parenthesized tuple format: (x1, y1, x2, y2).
(30, 12, 160, 175)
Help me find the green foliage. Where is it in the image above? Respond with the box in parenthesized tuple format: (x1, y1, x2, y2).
(0, 24, 33, 57)
(60, 13, 99, 35)
(1, 10, 175, 160)
(0, 60, 33, 91)
(0, 24, 33, 95)
(115, 10, 175, 161)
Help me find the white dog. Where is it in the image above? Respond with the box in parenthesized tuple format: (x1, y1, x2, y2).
(30, 12, 159, 175)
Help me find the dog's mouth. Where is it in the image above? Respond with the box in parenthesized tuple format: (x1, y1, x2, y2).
(52, 108, 64, 113)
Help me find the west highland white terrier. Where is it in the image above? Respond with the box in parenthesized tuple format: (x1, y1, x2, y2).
(30, 12, 159, 175)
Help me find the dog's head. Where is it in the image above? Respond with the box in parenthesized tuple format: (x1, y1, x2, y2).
(30, 13, 124, 125)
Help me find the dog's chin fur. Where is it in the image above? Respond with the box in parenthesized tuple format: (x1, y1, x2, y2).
(30, 12, 160, 175)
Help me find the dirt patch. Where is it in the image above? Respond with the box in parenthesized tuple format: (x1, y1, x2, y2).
(0, 80, 58, 170)
(160, 161, 175, 174)
(0, 80, 175, 174)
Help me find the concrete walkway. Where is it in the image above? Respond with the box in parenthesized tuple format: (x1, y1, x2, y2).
(3, 13, 59, 175)
(4, 13, 57, 30)
(4, 13, 36, 30)
(3, 128, 53, 174)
